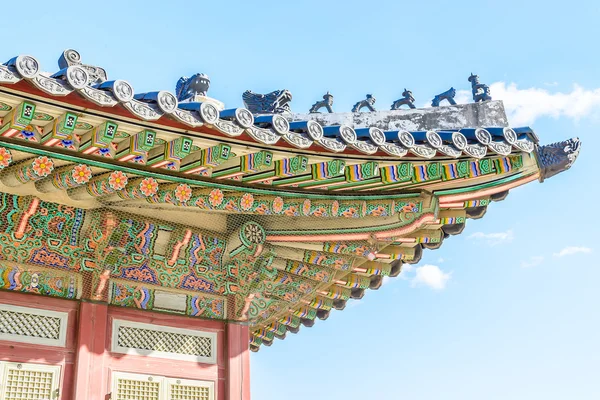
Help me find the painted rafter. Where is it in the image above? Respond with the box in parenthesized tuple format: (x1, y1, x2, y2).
(0, 50, 581, 352)
(0, 93, 537, 204)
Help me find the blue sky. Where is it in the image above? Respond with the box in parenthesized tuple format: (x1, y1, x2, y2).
(7, 0, 599, 398)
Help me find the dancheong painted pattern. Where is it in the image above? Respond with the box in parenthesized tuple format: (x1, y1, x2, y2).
(0, 49, 580, 350)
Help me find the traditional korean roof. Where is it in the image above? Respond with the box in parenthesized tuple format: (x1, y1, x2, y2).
(0, 49, 580, 351)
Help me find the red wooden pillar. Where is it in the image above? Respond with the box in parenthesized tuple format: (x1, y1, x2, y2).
(72, 302, 109, 400)
(226, 323, 251, 400)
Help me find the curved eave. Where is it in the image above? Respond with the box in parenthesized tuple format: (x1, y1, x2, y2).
(0, 83, 542, 200)
(0, 60, 536, 162)
(0, 52, 581, 353)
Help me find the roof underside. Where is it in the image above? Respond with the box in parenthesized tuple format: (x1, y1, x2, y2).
(0, 50, 580, 350)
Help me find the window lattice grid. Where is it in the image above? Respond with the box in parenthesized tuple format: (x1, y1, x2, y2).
(115, 378, 160, 400)
(0, 309, 62, 340)
(170, 383, 211, 400)
(117, 326, 212, 358)
(4, 368, 54, 400)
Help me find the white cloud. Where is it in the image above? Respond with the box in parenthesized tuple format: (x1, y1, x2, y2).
(553, 246, 593, 257)
(410, 264, 451, 290)
(468, 229, 514, 246)
(399, 263, 414, 280)
(520, 256, 544, 268)
(456, 83, 600, 126)
(381, 263, 413, 285)
(437, 257, 445, 263)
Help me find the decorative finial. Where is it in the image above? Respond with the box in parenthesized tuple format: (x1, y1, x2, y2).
(391, 88, 416, 110)
(176, 73, 210, 102)
(352, 94, 376, 113)
(57, 49, 107, 86)
(537, 137, 581, 181)
(431, 87, 457, 107)
(468, 73, 492, 102)
(242, 89, 292, 114)
(309, 92, 334, 113)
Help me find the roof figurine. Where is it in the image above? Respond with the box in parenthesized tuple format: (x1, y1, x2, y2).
(352, 94, 376, 112)
(391, 89, 416, 110)
(537, 137, 581, 181)
(469, 73, 492, 102)
(309, 92, 334, 113)
(176, 73, 210, 102)
(432, 87, 457, 107)
(57, 49, 107, 86)
(242, 89, 293, 114)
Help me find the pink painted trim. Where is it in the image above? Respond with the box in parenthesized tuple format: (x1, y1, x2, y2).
(82, 146, 98, 155)
(2, 128, 19, 138)
(183, 166, 207, 174)
(253, 244, 264, 258)
(439, 202, 465, 208)
(439, 173, 539, 205)
(92, 270, 111, 301)
(44, 138, 60, 147)
(118, 154, 136, 162)
(304, 181, 345, 190)
(238, 293, 256, 321)
(246, 176, 274, 184)
(216, 172, 244, 180)
(168, 229, 193, 266)
(375, 214, 435, 239)
(266, 213, 435, 242)
(150, 160, 169, 169)
(392, 238, 416, 243)
(193, 235, 206, 260)
(276, 179, 312, 188)
(15, 198, 40, 239)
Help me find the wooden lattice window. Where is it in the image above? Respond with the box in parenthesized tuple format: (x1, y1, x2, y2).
(0, 362, 61, 399)
(111, 319, 216, 363)
(0, 303, 68, 347)
(166, 378, 213, 400)
(112, 372, 162, 400)
(111, 372, 214, 400)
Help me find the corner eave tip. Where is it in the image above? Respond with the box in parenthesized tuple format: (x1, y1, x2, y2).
(536, 137, 581, 181)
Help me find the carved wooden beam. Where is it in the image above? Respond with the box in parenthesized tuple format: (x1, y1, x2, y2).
(35, 163, 93, 192)
(0, 155, 57, 187)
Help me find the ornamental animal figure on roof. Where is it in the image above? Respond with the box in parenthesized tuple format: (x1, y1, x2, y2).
(309, 92, 334, 113)
(468, 73, 492, 102)
(391, 89, 416, 110)
(537, 137, 581, 180)
(176, 73, 211, 102)
(352, 94, 376, 112)
(242, 89, 293, 114)
(57, 49, 107, 86)
(431, 87, 457, 107)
